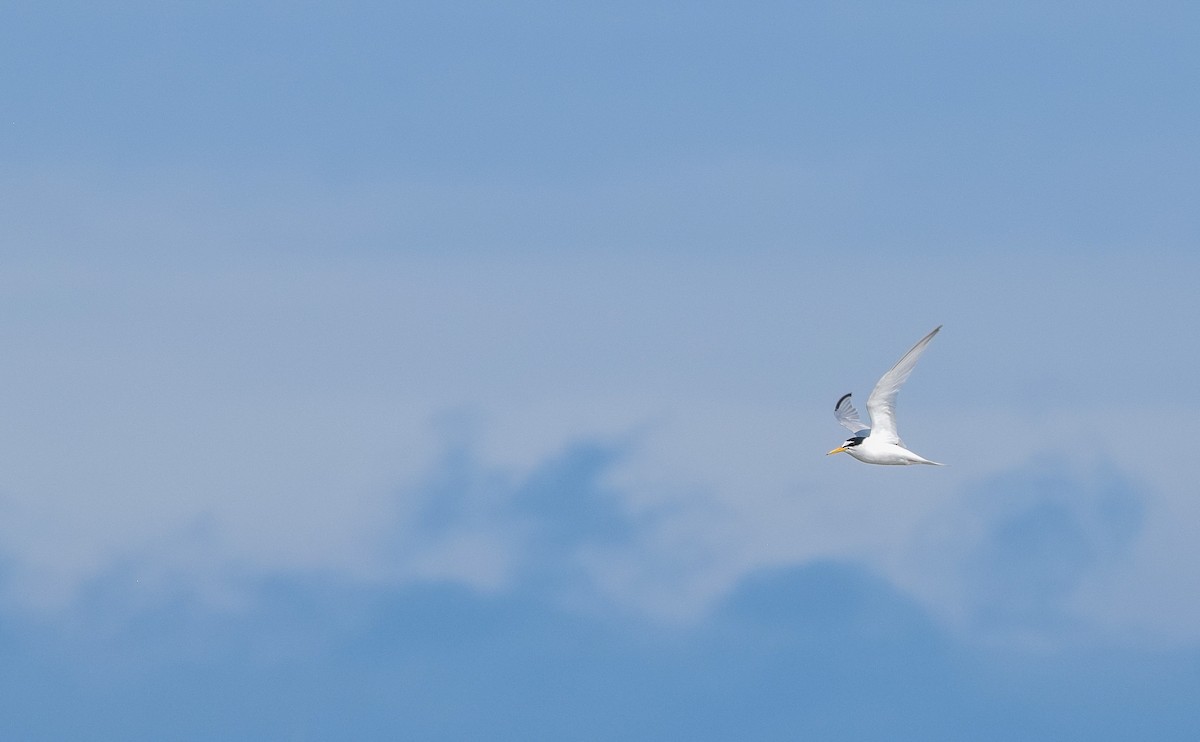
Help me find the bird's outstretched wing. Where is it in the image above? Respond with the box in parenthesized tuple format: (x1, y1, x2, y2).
(865, 326, 941, 445)
(834, 393, 870, 435)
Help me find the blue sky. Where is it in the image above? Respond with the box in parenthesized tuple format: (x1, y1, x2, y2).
(2, 1, 1200, 739)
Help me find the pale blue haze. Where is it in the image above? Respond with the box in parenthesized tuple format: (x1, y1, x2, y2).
(1, 2, 1199, 739)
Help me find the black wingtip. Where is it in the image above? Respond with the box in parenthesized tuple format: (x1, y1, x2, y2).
(835, 393, 852, 410)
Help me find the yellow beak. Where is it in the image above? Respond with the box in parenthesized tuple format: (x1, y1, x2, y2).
(827, 446, 847, 455)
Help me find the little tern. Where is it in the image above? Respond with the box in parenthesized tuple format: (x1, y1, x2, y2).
(827, 326, 944, 466)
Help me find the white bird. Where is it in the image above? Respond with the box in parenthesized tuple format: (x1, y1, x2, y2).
(827, 326, 944, 466)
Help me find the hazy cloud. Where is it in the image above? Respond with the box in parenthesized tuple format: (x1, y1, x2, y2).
(907, 457, 1144, 644)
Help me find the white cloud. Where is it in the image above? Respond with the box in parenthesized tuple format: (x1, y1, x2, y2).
(0, 170, 1198, 650)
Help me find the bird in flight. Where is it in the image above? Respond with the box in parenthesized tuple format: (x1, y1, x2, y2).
(827, 326, 944, 466)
